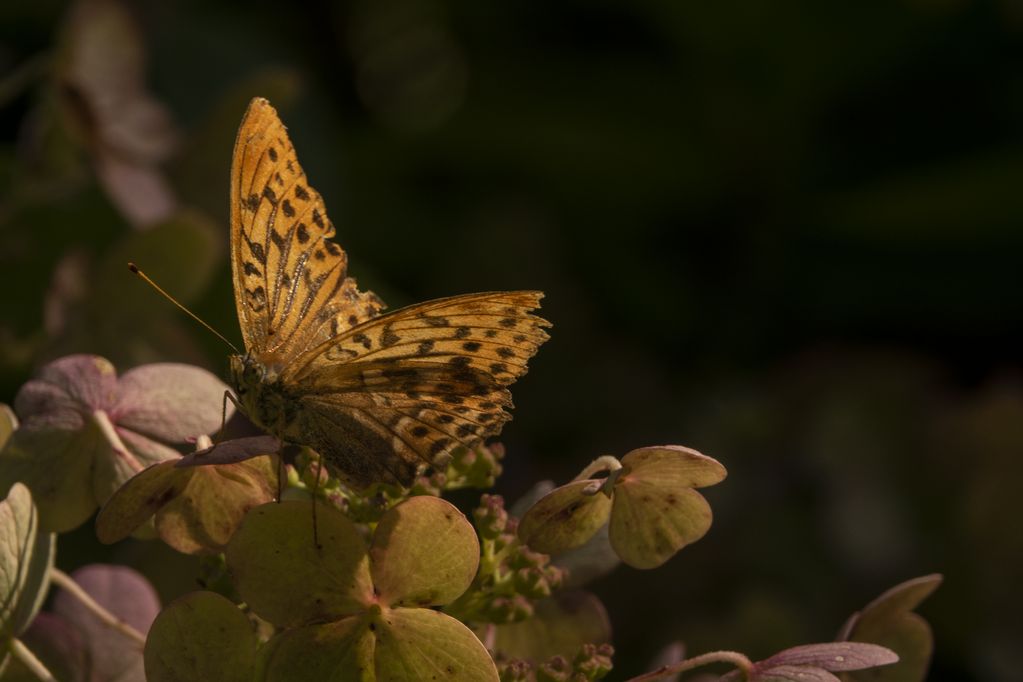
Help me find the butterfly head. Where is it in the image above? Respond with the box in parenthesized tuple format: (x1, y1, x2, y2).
(229, 353, 265, 388)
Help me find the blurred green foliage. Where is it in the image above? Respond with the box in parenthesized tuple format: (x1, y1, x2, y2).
(2, 0, 1021, 678)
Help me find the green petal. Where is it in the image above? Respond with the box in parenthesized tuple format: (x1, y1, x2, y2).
(371, 496, 479, 608)
(517, 480, 613, 555)
(0, 423, 106, 532)
(155, 456, 278, 554)
(226, 501, 373, 627)
(144, 592, 257, 682)
(618, 445, 727, 488)
(260, 615, 375, 682)
(609, 484, 712, 569)
(838, 574, 942, 682)
(608, 446, 726, 569)
(374, 607, 498, 682)
(95, 459, 184, 545)
(488, 591, 610, 662)
(0, 404, 16, 449)
(0, 484, 55, 639)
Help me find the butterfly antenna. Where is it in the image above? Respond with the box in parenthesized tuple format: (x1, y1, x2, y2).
(128, 262, 241, 354)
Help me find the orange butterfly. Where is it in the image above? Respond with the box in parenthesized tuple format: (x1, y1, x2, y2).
(227, 98, 549, 488)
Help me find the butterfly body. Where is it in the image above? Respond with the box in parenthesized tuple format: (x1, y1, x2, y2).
(229, 354, 295, 436)
(228, 98, 549, 488)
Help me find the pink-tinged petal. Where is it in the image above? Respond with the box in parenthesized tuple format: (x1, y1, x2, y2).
(15, 355, 119, 427)
(0, 426, 108, 532)
(114, 363, 233, 442)
(18, 612, 89, 682)
(90, 415, 177, 510)
(53, 565, 160, 682)
(117, 428, 182, 467)
(176, 435, 281, 467)
(758, 642, 898, 672)
(95, 151, 176, 229)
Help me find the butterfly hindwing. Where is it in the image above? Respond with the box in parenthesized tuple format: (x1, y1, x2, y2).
(287, 291, 550, 386)
(276, 292, 548, 485)
(289, 361, 514, 487)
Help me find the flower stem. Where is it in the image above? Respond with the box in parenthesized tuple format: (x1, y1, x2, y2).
(624, 650, 754, 681)
(572, 455, 622, 482)
(49, 568, 147, 649)
(9, 638, 57, 682)
(91, 410, 143, 472)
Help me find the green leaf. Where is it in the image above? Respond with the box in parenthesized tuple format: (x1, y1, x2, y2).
(489, 591, 610, 662)
(0, 484, 56, 639)
(608, 446, 726, 569)
(226, 501, 373, 627)
(373, 607, 499, 681)
(838, 575, 942, 682)
(371, 496, 479, 608)
(260, 614, 375, 682)
(144, 592, 257, 682)
(517, 480, 613, 555)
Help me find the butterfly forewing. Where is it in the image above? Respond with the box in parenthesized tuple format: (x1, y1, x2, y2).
(231, 98, 383, 361)
(229, 98, 550, 488)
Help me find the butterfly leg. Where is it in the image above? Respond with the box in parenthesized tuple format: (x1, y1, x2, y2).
(311, 453, 324, 548)
(219, 390, 243, 442)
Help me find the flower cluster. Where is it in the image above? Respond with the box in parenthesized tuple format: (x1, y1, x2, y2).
(444, 494, 565, 625)
(497, 644, 614, 682)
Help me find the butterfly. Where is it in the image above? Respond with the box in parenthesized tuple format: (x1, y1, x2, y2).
(227, 98, 550, 489)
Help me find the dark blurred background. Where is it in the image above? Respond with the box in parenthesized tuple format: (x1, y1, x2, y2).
(2, 0, 1022, 678)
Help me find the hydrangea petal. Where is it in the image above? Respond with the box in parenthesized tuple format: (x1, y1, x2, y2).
(15, 356, 118, 423)
(0, 426, 107, 532)
(176, 435, 281, 467)
(144, 592, 256, 682)
(95, 460, 184, 545)
(260, 615, 375, 682)
(53, 564, 160, 682)
(608, 445, 726, 569)
(156, 457, 277, 554)
(609, 484, 712, 569)
(0, 484, 55, 638)
(113, 363, 232, 442)
(838, 575, 941, 682)
(489, 591, 610, 662)
(226, 501, 373, 627)
(619, 445, 727, 488)
(371, 496, 479, 608)
(517, 480, 613, 555)
(374, 608, 498, 681)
